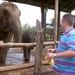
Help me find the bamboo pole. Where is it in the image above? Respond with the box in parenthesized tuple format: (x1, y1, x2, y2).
(0, 61, 48, 72)
(0, 41, 59, 48)
(54, 0, 59, 48)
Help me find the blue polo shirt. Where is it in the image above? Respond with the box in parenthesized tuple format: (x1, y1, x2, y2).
(53, 28, 75, 75)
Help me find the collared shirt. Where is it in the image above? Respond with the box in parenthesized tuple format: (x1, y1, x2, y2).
(53, 28, 75, 75)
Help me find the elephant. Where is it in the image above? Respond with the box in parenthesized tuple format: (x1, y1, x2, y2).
(22, 30, 36, 61)
(0, 2, 22, 63)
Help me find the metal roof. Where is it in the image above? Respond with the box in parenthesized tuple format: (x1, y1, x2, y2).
(4, 0, 75, 13)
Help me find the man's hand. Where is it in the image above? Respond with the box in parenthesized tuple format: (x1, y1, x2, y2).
(47, 49, 56, 53)
(47, 52, 54, 59)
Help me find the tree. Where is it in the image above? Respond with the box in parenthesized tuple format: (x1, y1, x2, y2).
(22, 23, 36, 33)
(50, 18, 54, 25)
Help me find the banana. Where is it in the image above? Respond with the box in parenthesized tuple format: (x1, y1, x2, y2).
(44, 56, 54, 66)
(51, 59, 54, 66)
(46, 58, 51, 64)
(45, 56, 48, 60)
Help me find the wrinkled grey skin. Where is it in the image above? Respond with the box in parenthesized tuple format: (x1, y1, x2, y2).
(0, 2, 22, 63)
(22, 30, 35, 61)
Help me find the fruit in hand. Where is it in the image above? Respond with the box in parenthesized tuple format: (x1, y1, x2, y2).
(45, 56, 54, 66)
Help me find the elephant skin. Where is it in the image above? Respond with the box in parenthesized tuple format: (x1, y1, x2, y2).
(0, 2, 22, 63)
(22, 30, 35, 61)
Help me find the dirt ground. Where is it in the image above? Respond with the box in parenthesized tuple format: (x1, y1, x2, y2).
(0, 46, 57, 75)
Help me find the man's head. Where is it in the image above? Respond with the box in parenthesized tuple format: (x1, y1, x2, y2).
(60, 14, 74, 32)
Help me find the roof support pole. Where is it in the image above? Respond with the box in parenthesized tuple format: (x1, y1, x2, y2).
(41, 1, 46, 41)
(44, 10, 46, 42)
(41, 1, 45, 28)
(54, 0, 59, 48)
(57, 4, 60, 41)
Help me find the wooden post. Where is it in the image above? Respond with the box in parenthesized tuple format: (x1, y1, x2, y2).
(44, 10, 46, 42)
(34, 20, 44, 75)
(41, 1, 45, 28)
(54, 0, 59, 48)
(41, 1, 46, 42)
(57, 4, 60, 41)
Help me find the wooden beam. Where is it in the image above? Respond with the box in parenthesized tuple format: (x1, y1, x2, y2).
(0, 61, 48, 72)
(59, 0, 66, 5)
(67, 4, 75, 12)
(24, 0, 28, 3)
(59, 0, 75, 12)
(46, 2, 74, 13)
(0, 41, 58, 48)
(61, 2, 75, 12)
(32, 1, 37, 5)
(32, 0, 40, 5)
(4, 0, 75, 13)
(42, 1, 73, 13)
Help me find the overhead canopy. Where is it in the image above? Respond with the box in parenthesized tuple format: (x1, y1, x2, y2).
(3, 0, 75, 13)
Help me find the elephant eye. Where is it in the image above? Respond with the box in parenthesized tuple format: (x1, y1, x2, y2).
(4, 9, 9, 19)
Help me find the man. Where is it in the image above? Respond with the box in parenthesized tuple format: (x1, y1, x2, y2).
(47, 14, 75, 75)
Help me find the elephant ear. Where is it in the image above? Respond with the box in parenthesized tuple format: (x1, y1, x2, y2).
(0, 9, 9, 20)
(3, 9, 9, 19)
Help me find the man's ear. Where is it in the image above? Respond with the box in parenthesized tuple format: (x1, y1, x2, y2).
(64, 21, 68, 26)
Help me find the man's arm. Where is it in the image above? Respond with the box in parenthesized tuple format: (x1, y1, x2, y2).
(47, 50, 75, 59)
(56, 50, 75, 58)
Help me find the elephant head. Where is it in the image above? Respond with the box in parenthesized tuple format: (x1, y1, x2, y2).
(0, 2, 22, 63)
(0, 2, 22, 42)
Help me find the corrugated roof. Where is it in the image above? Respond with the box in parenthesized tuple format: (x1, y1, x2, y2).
(4, 0, 75, 13)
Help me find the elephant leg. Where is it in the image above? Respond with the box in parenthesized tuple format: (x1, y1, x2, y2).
(0, 33, 13, 63)
(0, 48, 9, 63)
(23, 47, 31, 61)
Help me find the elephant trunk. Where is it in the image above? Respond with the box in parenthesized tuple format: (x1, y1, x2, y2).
(10, 20, 22, 43)
(24, 47, 31, 61)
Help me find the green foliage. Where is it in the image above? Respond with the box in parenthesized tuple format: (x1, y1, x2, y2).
(50, 18, 54, 25)
(22, 23, 36, 33)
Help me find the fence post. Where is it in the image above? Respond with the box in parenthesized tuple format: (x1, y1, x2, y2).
(34, 20, 44, 75)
